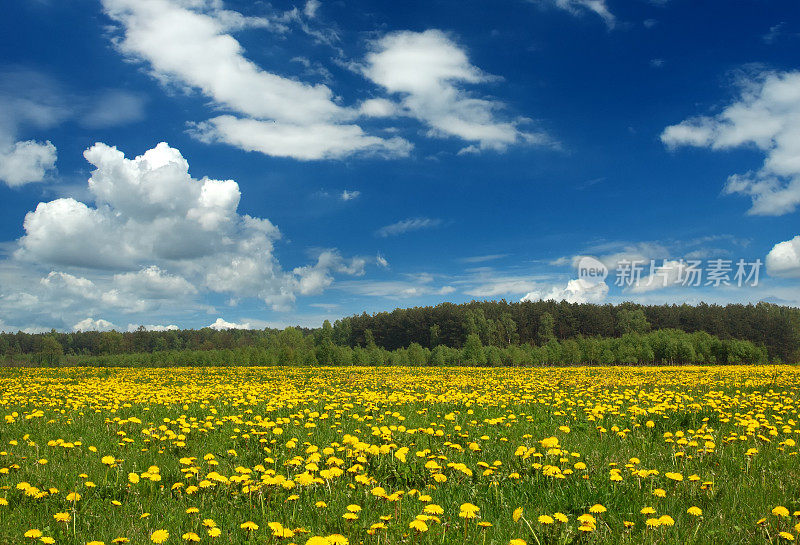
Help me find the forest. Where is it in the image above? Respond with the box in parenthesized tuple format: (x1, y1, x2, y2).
(1, 300, 797, 366)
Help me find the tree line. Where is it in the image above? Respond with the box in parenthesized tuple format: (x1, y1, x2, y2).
(1, 300, 795, 366)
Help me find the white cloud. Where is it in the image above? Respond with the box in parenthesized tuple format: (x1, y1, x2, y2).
(292, 250, 366, 296)
(662, 70, 800, 216)
(359, 98, 398, 118)
(303, 0, 320, 18)
(766, 235, 800, 277)
(376, 217, 442, 237)
(101, 0, 410, 160)
(8, 141, 364, 326)
(0, 140, 57, 187)
(208, 317, 251, 330)
(191, 116, 410, 160)
(73, 317, 117, 332)
(531, 0, 615, 28)
(362, 30, 549, 152)
(376, 254, 389, 268)
(341, 189, 360, 201)
(521, 277, 609, 304)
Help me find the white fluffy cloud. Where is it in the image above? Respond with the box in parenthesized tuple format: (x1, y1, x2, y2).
(362, 30, 550, 152)
(73, 318, 117, 332)
(662, 70, 800, 216)
(101, 0, 409, 160)
(0, 140, 57, 187)
(208, 317, 251, 330)
(521, 277, 609, 304)
(766, 235, 800, 278)
(5, 142, 366, 329)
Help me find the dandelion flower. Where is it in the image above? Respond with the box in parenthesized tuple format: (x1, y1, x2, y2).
(150, 530, 169, 544)
(774, 507, 791, 518)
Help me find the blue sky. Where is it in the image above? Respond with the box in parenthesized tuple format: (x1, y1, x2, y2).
(1, 0, 800, 332)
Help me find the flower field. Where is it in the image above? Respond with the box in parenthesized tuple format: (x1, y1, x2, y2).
(1, 365, 799, 545)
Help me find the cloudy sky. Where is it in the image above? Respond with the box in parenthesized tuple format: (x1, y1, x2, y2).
(2, 0, 800, 332)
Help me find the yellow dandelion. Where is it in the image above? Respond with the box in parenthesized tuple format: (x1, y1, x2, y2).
(150, 530, 169, 544)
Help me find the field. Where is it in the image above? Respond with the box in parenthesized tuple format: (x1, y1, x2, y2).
(0, 366, 798, 545)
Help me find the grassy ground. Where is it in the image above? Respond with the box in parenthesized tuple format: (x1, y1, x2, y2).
(0, 365, 798, 545)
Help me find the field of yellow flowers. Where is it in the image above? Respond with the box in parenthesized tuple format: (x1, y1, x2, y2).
(1, 365, 798, 545)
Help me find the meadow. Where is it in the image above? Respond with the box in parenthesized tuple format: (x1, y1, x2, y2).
(0, 365, 798, 545)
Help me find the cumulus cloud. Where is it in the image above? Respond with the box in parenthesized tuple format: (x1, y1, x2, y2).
(101, 0, 409, 160)
(362, 30, 550, 152)
(521, 277, 609, 304)
(73, 317, 117, 332)
(766, 235, 800, 277)
(208, 317, 251, 330)
(376, 217, 442, 237)
(0, 140, 57, 187)
(7, 142, 365, 328)
(662, 70, 800, 216)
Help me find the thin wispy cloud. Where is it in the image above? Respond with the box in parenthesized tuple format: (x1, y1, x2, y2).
(458, 254, 509, 264)
(375, 217, 443, 238)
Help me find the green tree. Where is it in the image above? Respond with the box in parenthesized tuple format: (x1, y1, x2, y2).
(462, 333, 487, 365)
(429, 324, 441, 347)
(538, 312, 555, 345)
(37, 335, 63, 366)
(618, 309, 650, 335)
